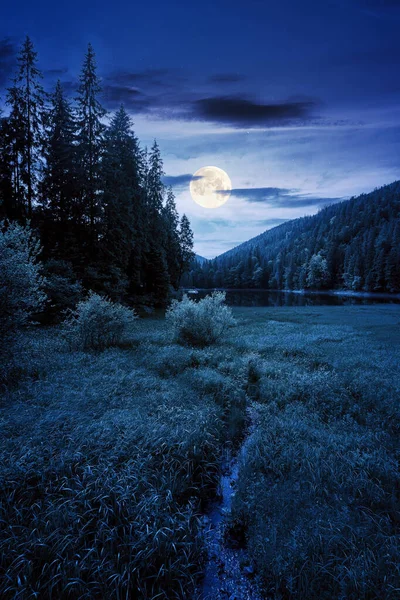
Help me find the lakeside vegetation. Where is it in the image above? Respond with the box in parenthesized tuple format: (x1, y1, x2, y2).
(1, 301, 399, 599)
(186, 181, 400, 295)
(0, 37, 194, 309)
(0, 31, 399, 600)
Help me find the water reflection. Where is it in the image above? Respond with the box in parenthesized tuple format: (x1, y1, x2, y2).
(187, 290, 400, 307)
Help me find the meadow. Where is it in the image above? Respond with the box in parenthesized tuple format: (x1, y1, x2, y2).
(1, 304, 399, 599)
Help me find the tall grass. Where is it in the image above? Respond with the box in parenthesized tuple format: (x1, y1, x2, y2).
(1, 305, 399, 598)
(228, 305, 400, 599)
(0, 317, 248, 599)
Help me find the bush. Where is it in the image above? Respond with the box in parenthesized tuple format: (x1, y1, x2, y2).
(63, 292, 137, 350)
(0, 221, 46, 342)
(166, 292, 235, 347)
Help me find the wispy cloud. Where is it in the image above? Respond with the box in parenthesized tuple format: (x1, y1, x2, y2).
(192, 96, 319, 128)
(255, 217, 290, 226)
(102, 84, 150, 111)
(225, 187, 342, 208)
(162, 173, 202, 190)
(97, 68, 322, 129)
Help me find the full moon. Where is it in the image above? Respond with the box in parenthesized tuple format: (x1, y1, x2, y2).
(190, 166, 232, 208)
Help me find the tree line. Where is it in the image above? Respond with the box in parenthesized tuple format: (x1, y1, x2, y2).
(185, 181, 400, 293)
(0, 37, 194, 308)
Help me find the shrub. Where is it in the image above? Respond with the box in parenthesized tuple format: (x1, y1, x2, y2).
(166, 292, 235, 347)
(0, 221, 46, 341)
(63, 292, 137, 350)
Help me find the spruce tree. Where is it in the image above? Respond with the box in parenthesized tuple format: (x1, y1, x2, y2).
(0, 110, 14, 219)
(101, 105, 143, 296)
(144, 140, 170, 302)
(6, 36, 44, 219)
(178, 214, 194, 282)
(76, 43, 106, 252)
(163, 187, 181, 289)
(41, 81, 78, 257)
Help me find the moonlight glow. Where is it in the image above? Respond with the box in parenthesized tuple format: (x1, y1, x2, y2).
(190, 166, 232, 209)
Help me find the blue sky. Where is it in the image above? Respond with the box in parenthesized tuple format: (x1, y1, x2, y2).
(1, 0, 400, 257)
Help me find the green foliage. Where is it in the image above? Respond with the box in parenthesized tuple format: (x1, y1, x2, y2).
(5, 36, 44, 219)
(306, 252, 330, 289)
(63, 292, 137, 350)
(1, 305, 399, 598)
(227, 305, 400, 599)
(166, 291, 235, 347)
(42, 259, 83, 319)
(0, 318, 224, 599)
(1, 39, 194, 307)
(0, 221, 45, 339)
(190, 181, 400, 293)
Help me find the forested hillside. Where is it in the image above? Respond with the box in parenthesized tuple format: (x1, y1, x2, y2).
(0, 37, 194, 308)
(187, 181, 400, 293)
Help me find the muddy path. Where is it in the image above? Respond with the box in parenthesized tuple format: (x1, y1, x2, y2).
(200, 403, 264, 600)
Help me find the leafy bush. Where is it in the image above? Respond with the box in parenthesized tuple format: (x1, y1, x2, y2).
(63, 292, 137, 350)
(0, 221, 46, 341)
(166, 291, 235, 347)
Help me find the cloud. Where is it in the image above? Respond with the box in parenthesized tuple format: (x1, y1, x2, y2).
(0, 38, 16, 87)
(192, 96, 318, 127)
(226, 187, 342, 208)
(162, 173, 203, 188)
(255, 218, 290, 226)
(102, 84, 150, 110)
(101, 69, 321, 129)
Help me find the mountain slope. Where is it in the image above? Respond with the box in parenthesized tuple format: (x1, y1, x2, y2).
(188, 181, 400, 292)
(195, 254, 208, 265)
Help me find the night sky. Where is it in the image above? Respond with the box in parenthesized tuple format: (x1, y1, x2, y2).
(1, 0, 400, 257)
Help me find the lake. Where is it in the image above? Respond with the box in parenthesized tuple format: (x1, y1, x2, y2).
(186, 289, 400, 307)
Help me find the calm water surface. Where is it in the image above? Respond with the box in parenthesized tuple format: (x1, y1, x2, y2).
(187, 289, 400, 307)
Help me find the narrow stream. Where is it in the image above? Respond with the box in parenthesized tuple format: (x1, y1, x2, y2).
(200, 404, 264, 600)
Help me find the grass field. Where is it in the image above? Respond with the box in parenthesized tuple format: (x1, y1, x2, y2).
(1, 305, 399, 599)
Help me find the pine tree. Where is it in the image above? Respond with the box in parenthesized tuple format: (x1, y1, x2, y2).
(163, 187, 181, 289)
(40, 81, 78, 257)
(146, 140, 165, 215)
(5, 85, 27, 219)
(76, 43, 106, 252)
(101, 105, 143, 296)
(0, 110, 14, 219)
(6, 36, 44, 219)
(178, 214, 194, 282)
(144, 140, 170, 302)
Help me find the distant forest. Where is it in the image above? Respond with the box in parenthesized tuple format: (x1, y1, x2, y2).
(185, 181, 400, 293)
(0, 37, 194, 308)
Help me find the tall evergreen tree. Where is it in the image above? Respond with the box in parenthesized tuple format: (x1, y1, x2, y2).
(178, 214, 194, 282)
(76, 43, 106, 252)
(101, 105, 143, 296)
(6, 36, 44, 219)
(0, 110, 14, 219)
(163, 187, 181, 289)
(144, 140, 170, 302)
(40, 81, 78, 257)
(4, 85, 25, 219)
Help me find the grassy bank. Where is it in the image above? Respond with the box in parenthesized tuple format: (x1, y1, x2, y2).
(229, 305, 400, 599)
(1, 305, 399, 599)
